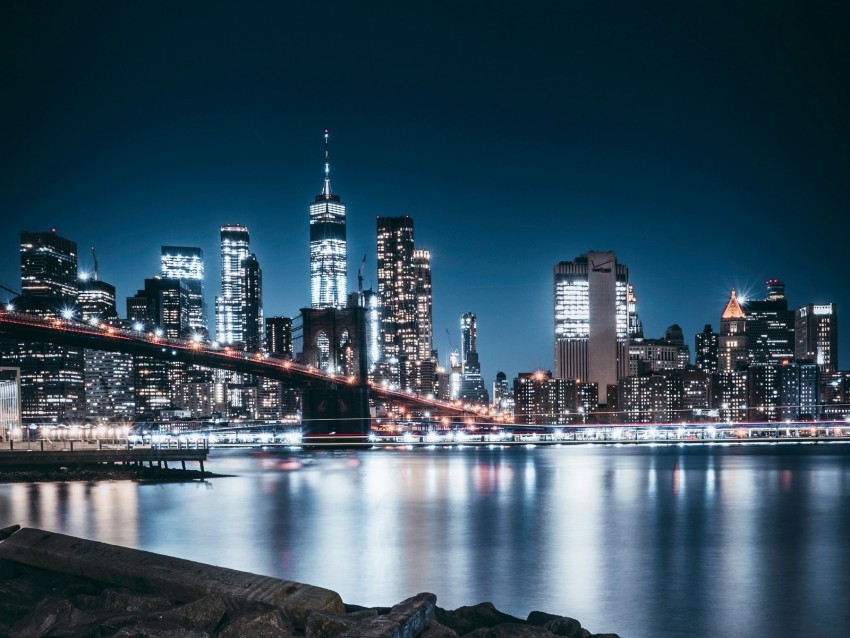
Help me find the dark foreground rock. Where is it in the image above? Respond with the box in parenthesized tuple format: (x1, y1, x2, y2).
(0, 525, 622, 637)
(0, 465, 226, 483)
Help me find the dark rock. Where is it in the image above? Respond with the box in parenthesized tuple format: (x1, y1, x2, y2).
(385, 592, 438, 638)
(99, 588, 173, 614)
(436, 603, 524, 637)
(338, 616, 403, 638)
(544, 617, 582, 637)
(218, 608, 294, 638)
(155, 592, 228, 632)
(420, 619, 460, 638)
(306, 610, 358, 638)
(111, 618, 212, 637)
(461, 628, 491, 638)
(588, 634, 621, 638)
(575, 630, 591, 638)
(8, 595, 76, 638)
(0, 524, 20, 540)
(345, 608, 379, 621)
(526, 612, 559, 626)
(489, 624, 561, 638)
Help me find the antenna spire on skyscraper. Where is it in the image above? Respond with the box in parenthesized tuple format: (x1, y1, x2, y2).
(322, 128, 331, 198)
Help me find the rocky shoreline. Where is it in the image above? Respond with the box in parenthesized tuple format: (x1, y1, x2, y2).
(0, 526, 622, 638)
(0, 465, 225, 483)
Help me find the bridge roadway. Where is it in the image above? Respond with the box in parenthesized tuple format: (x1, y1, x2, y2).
(0, 309, 476, 420)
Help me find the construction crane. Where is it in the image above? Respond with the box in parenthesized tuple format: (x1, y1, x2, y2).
(91, 246, 99, 281)
(357, 254, 366, 294)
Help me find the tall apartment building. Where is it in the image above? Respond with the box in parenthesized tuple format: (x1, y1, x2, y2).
(795, 303, 837, 373)
(554, 251, 629, 405)
(376, 216, 417, 389)
(310, 130, 347, 309)
(161, 246, 206, 334)
(0, 231, 85, 423)
(695, 324, 719, 373)
(743, 279, 795, 364)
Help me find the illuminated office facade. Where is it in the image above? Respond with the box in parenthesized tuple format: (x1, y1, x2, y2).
(161, 246, 206, 333)
(1, 231, 85, 422)
(554, 251, 629, 405)
(310, 130, 347, 309)
(215, 225, 250, 346)
(459, 312, 489, 405)
(795, 303, 837, 373)
(743, 279, 794, 365)
(376, 216, 417, 388)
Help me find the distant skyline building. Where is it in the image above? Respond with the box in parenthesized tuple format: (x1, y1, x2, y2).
(743, 279, 795, 365)
(215, 224, 250, 346)
(240, 253, 263, 353)
(19, 230, 77, 306)
(627, 283, 643, 339)
(795, 303, 838, 373)
(265, 316, 293, 359)
(310, 130, 347, 309)
(554, 251, 629, 405)
(695, 324, 719, 373)
(718, 289, 748, 373)
(2, 230, 84, 422)
(459, 312, 489, 405)
(161, 246, 206, 332)
(376, 216, 417, 389)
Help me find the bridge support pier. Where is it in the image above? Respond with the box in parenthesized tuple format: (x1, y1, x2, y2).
(302, 383, 370, 442)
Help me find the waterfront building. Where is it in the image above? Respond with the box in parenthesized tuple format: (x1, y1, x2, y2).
(0, 368, 21, 438)
(712, 370, 748, 422)
(695, 324, 719, 373)
(718, 290, 748, 373)
(78, 272, 133, 420)
(0, 231, 85, 423)
(376, 216, 417, 389)
(161, 246, 206, 334)
(411, 249, 436, 396)
(820, 372, 850, 419)
(619, 374, 683, 424)
(747, 361, 819, 421)
(513, 371, 578, 425)
(795, 303, 837, 373)
(459, 312, 489, 405)
(554, 251, 629, 405)
(310, 130, 347, 309)
(743, 279, 795, 365)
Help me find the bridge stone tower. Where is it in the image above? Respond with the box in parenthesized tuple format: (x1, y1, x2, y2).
(299, 306, 370, 437)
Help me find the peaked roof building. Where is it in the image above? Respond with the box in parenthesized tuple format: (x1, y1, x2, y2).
(719, 289, 748, 373)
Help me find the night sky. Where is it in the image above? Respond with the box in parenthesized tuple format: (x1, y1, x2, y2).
(2, 2, 849, 384)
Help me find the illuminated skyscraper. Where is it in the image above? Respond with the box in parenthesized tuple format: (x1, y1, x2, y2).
(743, 279, 794, 365)
(695, 324, 719, 373)
(1, 231, 84, 422)
(161, 246, 206, 333)
(310, 130, 347, 309)
(459, 312, 489, 405)
(718, 289, 747, 373)
(795, 303, 838, 373)
(413, 249, 433, 361)
(240, 253, 263, 353)
(215, 225, 250, 346)
(376, 216, 416, 388)
(554, 251, 629, 405)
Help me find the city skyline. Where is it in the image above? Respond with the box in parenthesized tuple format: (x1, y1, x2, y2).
(2, 3, 848, 384)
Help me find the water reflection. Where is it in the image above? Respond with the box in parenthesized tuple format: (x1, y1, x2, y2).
(1, 444, 850, 638)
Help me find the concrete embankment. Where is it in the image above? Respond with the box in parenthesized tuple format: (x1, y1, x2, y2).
(0, 525, 622, 637)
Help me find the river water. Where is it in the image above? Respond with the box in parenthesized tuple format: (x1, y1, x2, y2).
(1, 443, 849, 637)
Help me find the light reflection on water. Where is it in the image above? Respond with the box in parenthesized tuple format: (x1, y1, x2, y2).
(2, 443, 850, 638)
